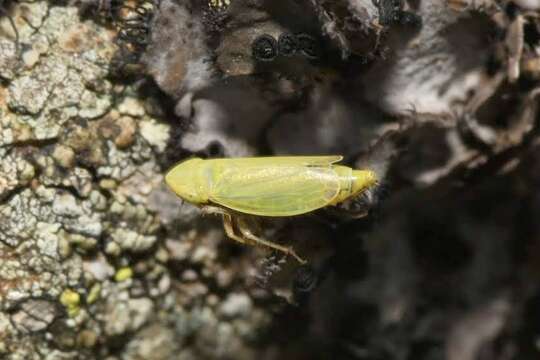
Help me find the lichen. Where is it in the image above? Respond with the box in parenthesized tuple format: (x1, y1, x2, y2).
(2, 0, 540, 358)
(114, 266, 133, 282)
(59, 289, 81, 317)
(0, 2, 271, 357)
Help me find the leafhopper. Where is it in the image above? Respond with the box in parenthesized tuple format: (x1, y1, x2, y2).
(165, 156, 377, 263)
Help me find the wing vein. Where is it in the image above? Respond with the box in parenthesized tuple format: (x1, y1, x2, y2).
(209, 163, 340, 216)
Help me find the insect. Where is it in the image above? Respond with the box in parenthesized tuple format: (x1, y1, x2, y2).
(165, 156, 377, 263)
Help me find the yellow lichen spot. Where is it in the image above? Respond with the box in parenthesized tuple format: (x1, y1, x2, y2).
(114, 267, 133, 282)
(86, 283, 101, 304)
(60, 289, 81, 317)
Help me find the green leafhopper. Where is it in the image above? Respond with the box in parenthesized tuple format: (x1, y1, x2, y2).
(165, 156, 377, 263)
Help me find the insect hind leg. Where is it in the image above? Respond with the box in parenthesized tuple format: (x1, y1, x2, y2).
(237, 217, 307, 264)
(201, 205, 230, 217)
(221, 212, 249, 245)
(201, 205, 307, 263)
(201, 206, 248, 245)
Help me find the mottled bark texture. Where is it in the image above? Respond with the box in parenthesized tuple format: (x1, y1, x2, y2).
(1, 0, 540, 359)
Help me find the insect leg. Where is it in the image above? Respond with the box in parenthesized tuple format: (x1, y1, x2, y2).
(200, 206, 248, 244)
(237, 217, 307, 264)
(221, 214, 248, 245)
(201, 206, 306, 263)
(200, 205, 230, 217)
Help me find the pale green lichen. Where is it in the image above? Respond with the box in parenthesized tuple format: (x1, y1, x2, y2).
(6, 5, 114, 140)
(0, 153, 35, 197)
(104, 294, 153, 336)
(86, 283, 101, 304)
(140, 119, 170, 152)
(0, 1, 272, 358)
(111, 228, 157, 253)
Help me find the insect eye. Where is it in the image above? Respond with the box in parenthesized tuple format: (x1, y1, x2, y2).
(277, 33, 298, 57)
(296, 33, 320, 60)
(252, 34, 278, 62)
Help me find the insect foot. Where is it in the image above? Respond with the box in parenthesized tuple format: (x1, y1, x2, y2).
(286, 246, 307, 265)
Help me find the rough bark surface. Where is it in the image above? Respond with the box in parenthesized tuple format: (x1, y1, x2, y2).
(1, 0, 540, 359)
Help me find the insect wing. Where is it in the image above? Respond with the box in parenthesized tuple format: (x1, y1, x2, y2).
(210, 155, 343, 167)
(209, 162, 341, 216)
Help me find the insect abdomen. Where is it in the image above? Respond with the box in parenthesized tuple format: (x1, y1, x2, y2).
(330, 166, 377, 205)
